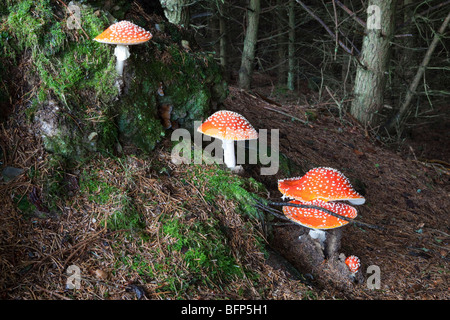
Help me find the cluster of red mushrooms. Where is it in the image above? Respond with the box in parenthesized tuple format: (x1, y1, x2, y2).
(93, 21, 361, 275)
(278, 167, 365, 274)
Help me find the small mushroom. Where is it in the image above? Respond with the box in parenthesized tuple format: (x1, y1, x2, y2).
(94, 21, 152, 76)
(278, 167, 365, 205)
(345, 255, 361, 273)
(197, 110, 258, 169)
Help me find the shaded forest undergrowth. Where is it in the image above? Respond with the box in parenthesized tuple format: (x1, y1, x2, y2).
(0, 81, 448, 300)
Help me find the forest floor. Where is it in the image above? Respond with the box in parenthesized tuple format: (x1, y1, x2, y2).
(222, 77, 450, 299)
(0, 76, 448, 300)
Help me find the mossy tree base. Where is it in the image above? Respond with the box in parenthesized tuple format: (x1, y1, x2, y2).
(0, 0, 227, 161)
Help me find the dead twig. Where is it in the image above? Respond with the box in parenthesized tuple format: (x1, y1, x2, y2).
(255, 198, 384, 231)
(33, 284, 72, 300)
(263, 106, 312, 126)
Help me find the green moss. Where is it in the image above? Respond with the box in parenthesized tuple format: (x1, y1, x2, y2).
(5, 0, 117, 105)
(162, 218, 243, 283)
(2, 0, 226, 160)
(147, 163, 269, 296)
(79, 169, 120, 205)
(186, 165, 266, 221)
(117, 43, 225, 152)
(107, 196, 145, 232)
(79, 166, 145, 233)
(42, 132, 78, 158)
(117, 254, 155, 278)
(14, 195, 37, 217)
(117, 103, 165, 152)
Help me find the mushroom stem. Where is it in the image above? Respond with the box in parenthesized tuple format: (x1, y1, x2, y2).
(222, 139, 236, 168)
(308, 229, 326, 245)
(114, 44, 131, 76)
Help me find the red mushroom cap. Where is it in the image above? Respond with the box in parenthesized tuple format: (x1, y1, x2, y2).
(282, 199, 357, 230)
(345, 255, 361, 273)
(94, 21, 152, 45)
(278, 167, 365, 205)
(197, 110, 258, 141)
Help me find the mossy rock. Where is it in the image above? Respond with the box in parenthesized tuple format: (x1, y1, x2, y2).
(1, 0, 227, 159)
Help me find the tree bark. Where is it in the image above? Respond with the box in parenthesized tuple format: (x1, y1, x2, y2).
(219, 7, 229, 80)
(238, 0, 261, 89)
(287, 0, 295, 91)
(276, 0, 287, 86)
(160, 0, 190, 27)
(350, 0, 397, 128)
(399, 0, 417, 81)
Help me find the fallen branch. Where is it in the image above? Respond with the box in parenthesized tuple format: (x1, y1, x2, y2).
(263, 106, 312, 126)
(242, 90, 312, 126)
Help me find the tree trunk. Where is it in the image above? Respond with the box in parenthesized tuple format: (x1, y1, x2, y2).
(350, 0, 397, 128)
(219, 10, 229, 80)
(160, 0, 190, 27)
(400, 0, 416, 81)
(287, 0, 295, 91)
(238, 0, 261, 89)
(276, 0, 287, 86)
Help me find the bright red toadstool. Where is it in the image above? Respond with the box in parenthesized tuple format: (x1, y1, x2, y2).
(282, 199, 357, 243)
(282, 199, 357, 230)
(197, 110, 258, 169)
(278, 167, 365, 205)
(345, 255, 361, 273)
(94, 21, 152, 76)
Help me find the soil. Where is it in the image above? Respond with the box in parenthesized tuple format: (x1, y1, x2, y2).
(221, 80, 449, 299)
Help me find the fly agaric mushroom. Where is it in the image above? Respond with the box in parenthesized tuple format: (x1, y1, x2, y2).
(278, 167, 365, 205)
(282, 199, 357, 244)
(278, 167, 364, 249)
(94, 21, 152, 76)
(345, 255, 361, 273)
(197, 110, 258, 169)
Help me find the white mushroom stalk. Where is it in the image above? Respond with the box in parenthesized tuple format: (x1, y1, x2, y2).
(114, 45, 130, 76)
(308, 229, 327, 245)
(281, 199, 358, 250)
(222, 139, 236, 169)
(197, 110, 258, 170)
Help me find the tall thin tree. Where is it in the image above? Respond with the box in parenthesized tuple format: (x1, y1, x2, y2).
(238, 0, 261, 89)
(287, 0, 296, 91)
